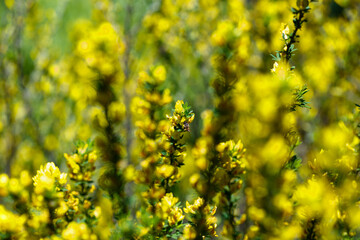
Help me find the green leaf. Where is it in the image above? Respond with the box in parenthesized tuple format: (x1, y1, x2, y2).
(285, 155, 302, 170)
(291, 7, 298, 13)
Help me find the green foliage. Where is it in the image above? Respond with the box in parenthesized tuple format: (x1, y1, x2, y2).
(291, 85, 310, 111)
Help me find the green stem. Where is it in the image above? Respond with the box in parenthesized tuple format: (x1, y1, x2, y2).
(284, 8, 308, 63)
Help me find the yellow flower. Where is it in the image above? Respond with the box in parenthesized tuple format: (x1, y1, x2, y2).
(0, 174, 9, 197)
(160, 88, 172, 105)
(184, 197, 204, 214)
(28, 208, 50, 229)
(65, 153, 81, 175)
(161, 192, 176, 206)
(62, 222, 97, 240)
(55, 201, 69, 217)
(152, 65, 167, 82)
(108, 101, 126, 123)
(88, 151, 98, 163)
(66, 193, 80, 213)
(0, 205, 26, 235)
(271, 61, 279, 73)
(157, 193, 178, 215)
(168, 207, 184, 226)
(33, 162, 67, 194)
(183, 224, 196, 239)
(174, 100, 185, 114)
(156, 165, 175, 178)
(8, 178, 23, 195)
(282, 24, 290, 40)
(20, 171, 32, 187)
(210, 20, 234, 46)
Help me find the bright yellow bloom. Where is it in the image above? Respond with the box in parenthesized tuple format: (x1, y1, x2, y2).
(62, 222, 97, 240)
(33, 162, 67, 194)
(27, 208, 50, 229)
(0, 205, 26, 236)
(174, 100, 185, 114)
(55, 201, 69, 217)
(154, 193, 185, 226)
(152, 65, 167, 82)
(183, 224, 196, 239)
(20, 171, 32, 187)
(168, 207, 184, 226)
(108, 101, 126, 123)
(184, 197, 204, 214)
(156, 164, 175, 178)
(65, 153, 81, 174)
(0, 174, 9, 197)
(161, 193, 179, 209)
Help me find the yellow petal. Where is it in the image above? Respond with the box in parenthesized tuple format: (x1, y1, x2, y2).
(5, 0, 14, 9)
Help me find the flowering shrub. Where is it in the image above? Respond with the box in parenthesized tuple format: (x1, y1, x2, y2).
(1, 0, 360, 239)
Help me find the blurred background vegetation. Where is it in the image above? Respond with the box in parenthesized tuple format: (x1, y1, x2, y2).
(1, 0, 358, 173)
(0, 0, 360, 239)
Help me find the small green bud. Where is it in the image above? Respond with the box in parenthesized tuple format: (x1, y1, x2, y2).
(297, 0, 309, 9)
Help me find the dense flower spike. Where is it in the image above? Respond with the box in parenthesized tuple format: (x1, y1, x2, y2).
(133, 66, 172, 189)
(135, 100, 194, 239)
(62, 142, 100, 228)
(131, 66, 176, 238)
(64, 143, 97, 183)
(160, 100, 194, 192)
(216, 140, 247, 238)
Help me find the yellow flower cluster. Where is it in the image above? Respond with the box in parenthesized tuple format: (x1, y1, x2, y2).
(29, 162, 69, 236)
(33, 162, 67, 195)
(166, 100, 195, 132)
(0, 171, 31, 205)
(62, 222, 97, 240)
(132, 66, 174, 223)
(241, 3, 315, 239)
(64, 143, 98, 182)
(61, 143, 100, 228)
(160, 100, 195, 191)
(0, 205, 26, 239)
(182, 224, 197, 240)
(135, 66, 172, 111)
(217, 140, 246, 175)
(216, 140, 247, 238)
(134, 99, 194, 239)
(133, 65, 172, 188)
(0, 143, 102, 239)
(183, 197, 218, 239)
(64, 19, 128, 220)
(58, 21, 124, 107)
(183, 197, 204, 214)
(155, 193, 184, 227)
(75, 22, 124, 77)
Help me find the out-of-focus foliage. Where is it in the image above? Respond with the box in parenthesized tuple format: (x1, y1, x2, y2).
(1, 0, 360, 239)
